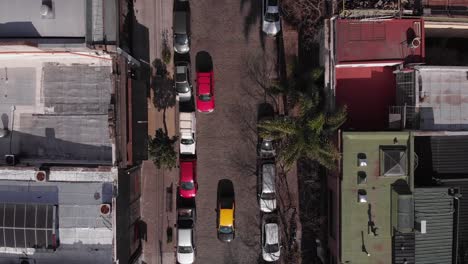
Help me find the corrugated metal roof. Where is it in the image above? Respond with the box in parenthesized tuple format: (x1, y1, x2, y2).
(430, 136, 468, 175)
(393, 232, 415, 264)
(414, 188, 454, 264)
(441, 180, 468, 263)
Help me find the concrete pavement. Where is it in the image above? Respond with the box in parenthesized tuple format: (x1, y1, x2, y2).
(132, 0, 177, 263)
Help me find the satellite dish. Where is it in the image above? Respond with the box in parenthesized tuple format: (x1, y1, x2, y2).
(40, 4, 50, 16)
(0, 128, 9, 138)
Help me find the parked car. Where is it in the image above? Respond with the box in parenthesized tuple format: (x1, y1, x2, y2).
(261, 215, 281, 262)
(259, 162, 277, 212)
(175, 62, 192, 102)
(177, 219, 195, 264)
(196, 71, 215, 112)
(179, 159, 198, 198)
(179, 112, 196, 155)
(217, 179, 235, 242)
(174, 11, 190, 54)
(257, 109, 277, 158)
(262, 0, 281, 36)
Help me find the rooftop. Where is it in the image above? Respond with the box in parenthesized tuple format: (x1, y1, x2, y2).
(336, 66, 396, 130)
(0, 178, 114, 264)
(341, 131, 413, 264)
(414, 66, 468, 131)
(335, 18, 425, 64)
(0, 0, 116, 43)
(0, 50, 114, 166)
(414, 187, 454, 264)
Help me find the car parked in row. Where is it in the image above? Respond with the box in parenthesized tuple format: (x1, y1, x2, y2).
(257, 108, 277, 158)
(261, 214, 281, 262)
(262, 0, 281, 36)
(175, 62, 192, 102)
(259, 162, 277, 213)
(177, 218, 195, 264)
(179, 112, 196, 155)
(196, 70, 215, 113)
(217, 180, 235, 242)
(174, 11, 190, 54)
(179, 159, 198, 198)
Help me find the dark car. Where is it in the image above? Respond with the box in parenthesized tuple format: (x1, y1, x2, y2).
(217, 179, 235, 242)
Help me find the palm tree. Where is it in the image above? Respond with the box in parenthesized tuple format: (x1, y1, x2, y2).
(148, 128, 178, 170)
(259, 67, 346, 170)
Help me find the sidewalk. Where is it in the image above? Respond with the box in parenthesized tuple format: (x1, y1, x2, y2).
(132, 0, 177, 262)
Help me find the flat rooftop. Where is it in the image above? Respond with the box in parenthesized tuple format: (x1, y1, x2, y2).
(336, 66, 396, 130)
(0, 179, 113, 264)
(341, 132, 412, 264)
(0, 51, 113, 165)
(414, 66, 468, 130)
(335, 18, 425, 63)
(0, 0, 86, 38)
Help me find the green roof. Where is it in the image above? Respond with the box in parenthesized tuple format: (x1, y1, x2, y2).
(341, 132, 414, 263)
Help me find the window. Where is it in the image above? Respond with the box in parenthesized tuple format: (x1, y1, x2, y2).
(357, 171, 367, 184)
(357, 153, 367, 167)
(381, 147, 407, 176)
(358, 189, 367, 203)
(328, 189, 335, 238)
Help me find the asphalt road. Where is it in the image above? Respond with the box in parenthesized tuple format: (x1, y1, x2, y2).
(183, 0, 279, 263)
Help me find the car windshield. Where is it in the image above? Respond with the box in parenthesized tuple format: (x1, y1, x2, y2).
(219, 226, 233, 234)
(181, 138, 194, 145)
(175, 34, 188, 44)
(261, 192, 276, 200)
(181, 181, 194, 190)
(265, 12, 279, 22)
(261, 140, 274, 151)
(265, 243, 279, 253)
(178, 246, 193, 254)
(199, 94, 211, 101)
(176, 82, 190, 93)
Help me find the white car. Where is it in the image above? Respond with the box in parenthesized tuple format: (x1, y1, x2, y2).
(177, 221, 195, 264)
(262, 216, 281, 262)
(179, 112, 196, 155)
(262, 0, 281, 36)
(259, 163, 277, 212)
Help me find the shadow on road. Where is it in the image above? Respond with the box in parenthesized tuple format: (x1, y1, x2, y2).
(217, 179, 235, 199)
(241, 0, 262, 41)
(195, 51, 213, 72)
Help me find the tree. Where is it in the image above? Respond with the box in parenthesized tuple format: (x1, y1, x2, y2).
(148, 128, 178, 170)
(281, 0, 324, 46)
(259, 68, 346, 170)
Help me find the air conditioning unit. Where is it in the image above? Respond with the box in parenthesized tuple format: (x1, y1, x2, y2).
(35, 171, 48, 182)
(5, 155, 16, 166)
(100, 204, 112, 216)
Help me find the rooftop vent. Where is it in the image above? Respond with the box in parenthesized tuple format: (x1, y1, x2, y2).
(357, 153, 367, 167)
(5, 154, 16, 166)
(100, 204, 111, 216)
(40, 0, 55, 19)
(35, 171, 48, 182)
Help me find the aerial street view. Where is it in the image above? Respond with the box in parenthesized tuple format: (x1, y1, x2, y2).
(1, 0, 468, 263)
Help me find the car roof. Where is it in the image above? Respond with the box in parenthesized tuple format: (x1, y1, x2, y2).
(220, 208, 234, 227)
(178, 228, 192, 246)
(173, 12, 187, 33)
(262, 163, 276, 193)
(197, 73, 212, 94)
(180, 160, 195, 182)
(265, 223, 279, 244)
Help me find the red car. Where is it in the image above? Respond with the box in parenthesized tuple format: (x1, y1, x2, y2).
(196, 71, 215, 112)
(179, 159, 198, 198)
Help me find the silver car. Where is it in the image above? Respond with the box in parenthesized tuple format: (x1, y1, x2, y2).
(262, 215, 281, 262)
(262, 0, 281, 36)
(177, 219, 195, 264)
(175, 62, 192, 102)
(174, 11, 190, 54)
(259, 162, 277, 213)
